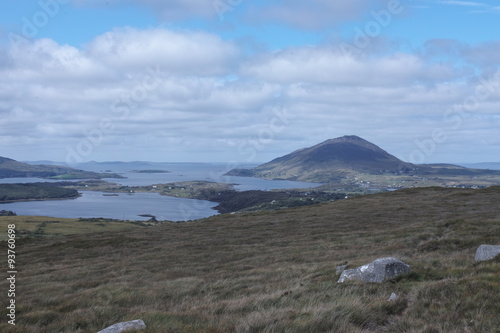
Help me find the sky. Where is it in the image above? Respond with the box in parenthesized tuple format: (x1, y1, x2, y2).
(0, 0, 499, 165)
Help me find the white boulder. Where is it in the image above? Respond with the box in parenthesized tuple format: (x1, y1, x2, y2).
(97, 319, 146, 333)
(475, 245, 500, 262)
(338, 257, 410, 283)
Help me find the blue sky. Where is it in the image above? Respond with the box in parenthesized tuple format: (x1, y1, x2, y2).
(2, 1, 499, 49)
(0, 0, 499, 164)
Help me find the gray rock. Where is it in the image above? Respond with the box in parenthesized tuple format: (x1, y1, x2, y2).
(97, 319, 146, 333)
(475, 245, 500, 262)
(338, 257, 410, 283)
(388, 292, 398, 301)
(336, 265, 348, 275)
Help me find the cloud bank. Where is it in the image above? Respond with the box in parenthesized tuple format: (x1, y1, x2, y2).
(1, 20, 499, 163)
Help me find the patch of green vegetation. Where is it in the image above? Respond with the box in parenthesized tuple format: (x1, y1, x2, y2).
(0, 209, 16, 216)
(0, 183, 79, 202)
(47, 172, 124, 179)
(131, 169, 170, 174)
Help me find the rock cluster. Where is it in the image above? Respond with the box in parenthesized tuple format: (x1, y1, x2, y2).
(337, 244, 500, 285)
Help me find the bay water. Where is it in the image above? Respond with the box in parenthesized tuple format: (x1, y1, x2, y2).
(0, 162, 321, 221)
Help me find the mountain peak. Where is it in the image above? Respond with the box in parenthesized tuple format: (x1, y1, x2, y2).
(228, 135, 414, 182)
(319, 135, 381, 151)
(329, 135, 365, 142)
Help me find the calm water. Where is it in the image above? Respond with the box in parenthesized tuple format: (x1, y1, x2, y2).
(0, 191, 218, 222)
(78, 162, 321, 190)
(0, 162, 322, 221)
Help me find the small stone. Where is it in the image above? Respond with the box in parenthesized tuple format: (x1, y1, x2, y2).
(475, 245, 500, 262)
(388, 292, 398, 301)
(97, 319, 146, 333)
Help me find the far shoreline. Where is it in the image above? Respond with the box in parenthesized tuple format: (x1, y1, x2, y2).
(0, 193, 81, 204)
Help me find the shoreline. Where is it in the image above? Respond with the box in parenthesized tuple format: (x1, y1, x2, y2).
(0, 193, 81, 204)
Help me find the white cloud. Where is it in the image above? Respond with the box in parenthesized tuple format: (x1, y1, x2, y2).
(74, 0, 218, 20)
(461, 41, 500, 70)
(0, 28, 281, 161)
(435, 0, 500, 14)
(422, 39, 500, 74)
(242, 46, 462, 86)
(85, 28, 239, 76)
(1, 26, 499, 163)
(75, 0, 383, 28)
(246, 0, 384, 30)
(7, 40, 108, 86)
(437, 1, 486, 6)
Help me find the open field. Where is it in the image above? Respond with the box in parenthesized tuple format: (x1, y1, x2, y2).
(316, 171, 500, 194)
(0, 216, 153, 240)
(1, 187, 499, 332)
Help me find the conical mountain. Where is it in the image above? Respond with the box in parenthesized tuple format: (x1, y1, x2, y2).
(228, 135, 415, 182)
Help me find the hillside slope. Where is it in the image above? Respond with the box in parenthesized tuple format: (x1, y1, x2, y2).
(0, 156, 122, 179)
(0, 183, 79, 202)
(5, 186, 500, 332)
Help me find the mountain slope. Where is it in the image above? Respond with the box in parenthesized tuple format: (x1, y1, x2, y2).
(0, 156, 122, 179)
(228, 135, 415, 182)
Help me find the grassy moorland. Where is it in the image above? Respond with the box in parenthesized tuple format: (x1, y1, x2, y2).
(1, 187, 500, 332)
(0, 216, 153, 240)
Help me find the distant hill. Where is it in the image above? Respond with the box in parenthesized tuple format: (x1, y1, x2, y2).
(0, 183, 79, 203)
(228, 136, 416, 182)
(0, 156, 123, 179)
(227, 135, 500, 183)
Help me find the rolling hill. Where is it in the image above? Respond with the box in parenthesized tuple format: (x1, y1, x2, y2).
(0, 183, 79, 202)
(0, 156, 123, 179)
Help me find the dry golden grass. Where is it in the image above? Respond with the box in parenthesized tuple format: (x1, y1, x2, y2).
(1, 187, 499, 332)
(0, 216, 148, 240)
